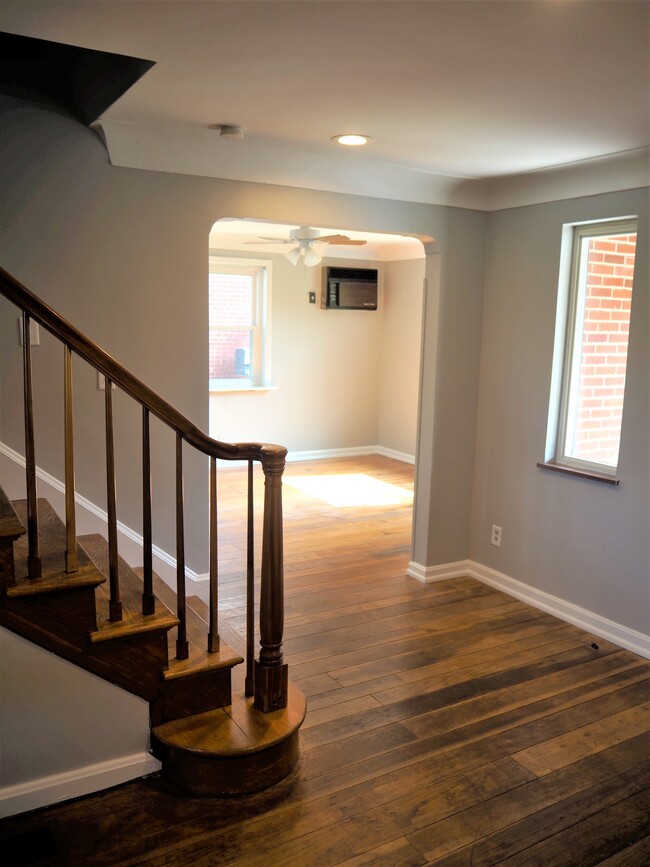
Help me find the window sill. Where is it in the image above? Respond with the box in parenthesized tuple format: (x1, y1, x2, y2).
(537, 461, 619, 486)
(209, 386, 276, 395)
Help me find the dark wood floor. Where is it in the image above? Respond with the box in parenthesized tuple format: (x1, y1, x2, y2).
(2, 456, 649, 865)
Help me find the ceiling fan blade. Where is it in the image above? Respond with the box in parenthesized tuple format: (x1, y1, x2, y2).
(244, 237, 293, 244)
(315, 234, 367, 246)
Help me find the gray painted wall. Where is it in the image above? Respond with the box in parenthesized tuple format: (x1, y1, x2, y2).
(471, 188, 649, 634)
(379, 258, 425, 457)
(0, 628, 151, 791)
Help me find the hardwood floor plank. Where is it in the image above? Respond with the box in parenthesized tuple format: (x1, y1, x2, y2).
(337, 837, 427, 866)
(512, 701, 650, 776)
(595, 836, 650, 865)
(399, 653, 646, 740)
(301, 673, 649, 790)
(497, 788, 650, 866)
(325, 617, 567, 688)
(299, 646, 632, 751)
(407, 738, 649, 863)
(208, 758, 534, 867)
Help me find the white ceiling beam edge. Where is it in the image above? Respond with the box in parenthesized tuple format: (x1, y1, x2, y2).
(97, 121, 649, 213)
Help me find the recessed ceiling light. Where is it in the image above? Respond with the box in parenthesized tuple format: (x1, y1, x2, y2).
(332, 134, 370, 146)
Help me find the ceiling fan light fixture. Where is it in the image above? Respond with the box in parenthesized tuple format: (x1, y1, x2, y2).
(332, 134, 370, 146)
(303, 246, 322, 267)
(285, 246, 301, 266)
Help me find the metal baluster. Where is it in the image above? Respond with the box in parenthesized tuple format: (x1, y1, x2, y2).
(141, 407, 155, 614)
(105, 379, 122, 621)
(245, 458, 255, 696)
(64, 347, 78, 573)
(175, 434, 188, 659)
(22, 313, 41, 579)
(208, 455, 220, 653)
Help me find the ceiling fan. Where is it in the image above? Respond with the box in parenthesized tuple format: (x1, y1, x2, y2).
(246, 226, 366, 266)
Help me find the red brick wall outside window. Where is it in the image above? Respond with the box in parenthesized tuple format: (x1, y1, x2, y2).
(567, 232, 636, 467)
(209, 273, 253, 380)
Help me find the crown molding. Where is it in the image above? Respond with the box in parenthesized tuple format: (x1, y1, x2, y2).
(96, 120, 648, 212)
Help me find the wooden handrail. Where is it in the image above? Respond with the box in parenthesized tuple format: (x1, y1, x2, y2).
(1, 266, 289, 712)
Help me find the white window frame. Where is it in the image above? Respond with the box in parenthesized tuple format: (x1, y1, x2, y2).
(545, 217, 637, 477)
(209, 256, 272, 392)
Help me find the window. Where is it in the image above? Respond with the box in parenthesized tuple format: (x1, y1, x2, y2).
(209, 258, 271, 390)
(546, 218, 637, 476)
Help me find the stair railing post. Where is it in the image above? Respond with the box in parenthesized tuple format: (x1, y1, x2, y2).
(254, 445, 288, 712)
(175, 434, 189, 660)
(64, 346, 78, 573)
(245, 458, 255, 696)
(208, 455, 220, 653)
(22, 313, 41, 579)
(141, 407, 155, 615)
(105, 378, 122, 621)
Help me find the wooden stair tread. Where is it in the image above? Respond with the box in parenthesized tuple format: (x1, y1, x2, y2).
(89, 609, 180, 643)
(9, 500, 105, 594)
(186, 594, 246, 658)
(152, 682, 306, 757)
(78, 534, 179, 642)
(0, 487, 26, 542)
(132, 567, 244, 681)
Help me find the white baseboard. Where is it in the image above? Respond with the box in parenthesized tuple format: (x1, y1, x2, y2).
(407, 557, 650, 659)
(218, 445, 416, 466)
(0, 752, 160, 819)
(375, 446, 416, 465)
(407, 559, 474, 582)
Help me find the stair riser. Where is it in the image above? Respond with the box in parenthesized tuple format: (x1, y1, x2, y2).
(91, 633, 171, 701)
(152, 669, 233, 725)
(0, 540, 16, 588)
(151, 730, 301, 796)
(1, 587, 98, 638)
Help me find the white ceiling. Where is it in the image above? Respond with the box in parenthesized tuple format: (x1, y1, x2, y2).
(2, 0, 648, 204)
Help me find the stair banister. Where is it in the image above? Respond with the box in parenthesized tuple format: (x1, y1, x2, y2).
(1, 266, 289, 712)
(21, 313, 41, 579)
(63, 346, 79, 574)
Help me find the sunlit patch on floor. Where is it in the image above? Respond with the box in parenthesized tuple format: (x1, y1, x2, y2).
(283, 473, 413, 507)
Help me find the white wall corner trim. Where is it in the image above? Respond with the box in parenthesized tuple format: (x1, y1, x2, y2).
(0, 752, 161, 819)
(375, 446, 416, 466)
(407, 557, 650, 659)
(406, 560, 474, 583)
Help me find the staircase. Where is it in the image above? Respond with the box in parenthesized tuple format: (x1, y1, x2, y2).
(0, 267, 306, 798)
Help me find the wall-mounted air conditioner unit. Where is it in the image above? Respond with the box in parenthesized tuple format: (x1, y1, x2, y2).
(321, 267, 378, 310)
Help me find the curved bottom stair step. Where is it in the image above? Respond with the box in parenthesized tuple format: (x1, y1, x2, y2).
(151, 683, 307, 796)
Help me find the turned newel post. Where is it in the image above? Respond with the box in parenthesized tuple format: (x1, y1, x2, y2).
(254, 445, 288, 712)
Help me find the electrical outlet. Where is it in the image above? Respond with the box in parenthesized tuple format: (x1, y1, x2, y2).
(308, 291, 316, 304)
(491, 525, 502, 547)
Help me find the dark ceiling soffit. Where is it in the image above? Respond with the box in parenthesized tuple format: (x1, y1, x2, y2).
(0, 32, 155, 126)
